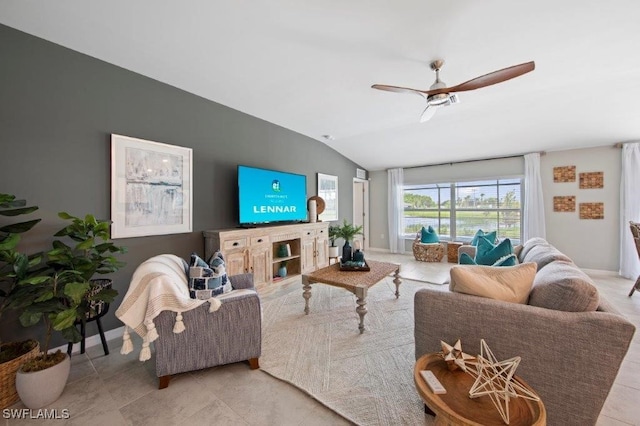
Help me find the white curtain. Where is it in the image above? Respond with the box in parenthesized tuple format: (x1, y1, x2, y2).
(387, 168, 404, 254)
(619, 142, 640, 279)
(523, 153, 546, 241)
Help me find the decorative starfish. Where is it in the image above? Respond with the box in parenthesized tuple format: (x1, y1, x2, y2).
(468, 339, 540, 425)
(440, 339, 476, 372)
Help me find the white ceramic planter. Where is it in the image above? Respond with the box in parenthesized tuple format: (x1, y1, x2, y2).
(328, 246, 340, 258)
(16, 354, 70, 409)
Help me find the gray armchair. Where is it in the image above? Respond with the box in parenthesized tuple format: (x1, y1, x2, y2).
(153, 273, 261, 389)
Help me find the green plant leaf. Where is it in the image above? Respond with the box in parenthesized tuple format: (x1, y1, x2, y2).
(60, 325, 81, 343)
(0, 218, 42, 234)
(18, 276, 49, 285)
(64, 281, 90, 305)
(0, 206, 38, 217)
(76, 237, 95, 251)
(19, 310, 42, 327)
(34, 291, 54, 303)
(57, 212, 74, 220)
(0, 233, 20, 250)
(52, 308, 77, 331)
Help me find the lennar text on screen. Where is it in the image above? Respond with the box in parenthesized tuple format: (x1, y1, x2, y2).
(252, 205, 297, 213)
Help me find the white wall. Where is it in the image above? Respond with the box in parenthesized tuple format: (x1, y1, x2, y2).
(541, 146, 621, 271)
(369, 145, 622, 271)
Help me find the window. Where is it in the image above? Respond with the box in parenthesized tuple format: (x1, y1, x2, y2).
(404, 179, 522, 244)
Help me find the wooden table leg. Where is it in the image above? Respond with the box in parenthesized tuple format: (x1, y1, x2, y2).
(355, 286, 368, 334)
(393, 267, 401, 298)
(302, 276, 312, 315)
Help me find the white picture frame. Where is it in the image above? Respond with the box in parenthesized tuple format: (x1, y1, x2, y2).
(111, 134, 193, 238)
(317, 173, 338, 221)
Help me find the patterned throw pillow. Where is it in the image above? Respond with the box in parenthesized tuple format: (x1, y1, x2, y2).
(470, 229, 497, 246)
(420, 225, 440, 243)
(188, 252, 232, 299)
(467, 238, 517, 267)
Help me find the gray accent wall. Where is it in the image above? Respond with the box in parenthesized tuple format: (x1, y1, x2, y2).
(370, 147, 622, 271)
(0, 24, 362, 346)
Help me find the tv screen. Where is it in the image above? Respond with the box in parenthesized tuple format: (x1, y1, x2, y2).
(238, 165, 307, 225)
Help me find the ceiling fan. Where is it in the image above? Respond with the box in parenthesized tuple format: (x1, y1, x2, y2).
(372, 60, 535, 122)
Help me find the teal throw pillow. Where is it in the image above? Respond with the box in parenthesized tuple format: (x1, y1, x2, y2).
(474, 238, 516, 267)
(470, 229, 497, 246)
(459, 252, 476, 265)
(420, 225, 440, 243)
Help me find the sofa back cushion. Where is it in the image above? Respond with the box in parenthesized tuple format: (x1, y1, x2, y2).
(449, 262, 537, 304)
(528, 261, 600, 312)
(521, 243, 572, 270)
(518, 237, 549, 262)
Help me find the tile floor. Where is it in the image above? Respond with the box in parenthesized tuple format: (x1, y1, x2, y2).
(3, 252, 640, 426)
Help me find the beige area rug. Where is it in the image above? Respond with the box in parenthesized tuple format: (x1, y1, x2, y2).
(261, 277, 444, 425)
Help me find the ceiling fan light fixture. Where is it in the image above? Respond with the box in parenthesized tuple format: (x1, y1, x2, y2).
(427, 93, 460, 107)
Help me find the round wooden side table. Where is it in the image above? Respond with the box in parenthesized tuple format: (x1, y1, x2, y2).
(414, 353, 546, 426)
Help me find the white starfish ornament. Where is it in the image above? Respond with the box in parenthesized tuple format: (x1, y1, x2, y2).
(468, 339, 540, 424)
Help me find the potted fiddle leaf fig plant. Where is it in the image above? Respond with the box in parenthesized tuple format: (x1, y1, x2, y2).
(0, 193, 42, 409)
(11, 212, 125, 409)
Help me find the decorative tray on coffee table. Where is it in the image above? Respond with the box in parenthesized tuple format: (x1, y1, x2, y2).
(339, 260, 370, 271)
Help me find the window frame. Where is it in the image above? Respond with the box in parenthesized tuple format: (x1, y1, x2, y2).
(403, 178, 523, 244)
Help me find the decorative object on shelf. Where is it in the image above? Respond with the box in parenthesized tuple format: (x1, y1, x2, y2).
(553, 195, 576, 212)
(317, 173, 338, 221)
(111, 134, 193, 238)
(308, 199, 317, 223)
(277, 243, 291, 258)
(328, 225, 340, 258)
(579, 202, 604, 219)
(467, 339, 541, 425)
(278, 261, 287, 278)
(307, 196, 325, 223)
(579, 171, 604, 189)
(439, 339, 475, 372)
(553, 165, 576, 182)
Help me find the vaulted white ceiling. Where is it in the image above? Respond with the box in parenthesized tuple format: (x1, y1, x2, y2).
(2, 1, 639, 170)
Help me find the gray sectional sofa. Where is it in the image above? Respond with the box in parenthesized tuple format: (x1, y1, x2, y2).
(414, 237, 636, 425)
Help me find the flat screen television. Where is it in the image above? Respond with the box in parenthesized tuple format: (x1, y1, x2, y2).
(238, 165, 307, 225)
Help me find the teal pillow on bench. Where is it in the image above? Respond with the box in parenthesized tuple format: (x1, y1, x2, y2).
(470, 229, 497, 246)
(420, 225, 440, 243)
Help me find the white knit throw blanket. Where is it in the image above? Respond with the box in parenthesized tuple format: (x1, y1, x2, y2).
(115, 254, 221, 361)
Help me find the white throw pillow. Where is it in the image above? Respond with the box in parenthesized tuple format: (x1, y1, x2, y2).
(449, 262, 537, 304)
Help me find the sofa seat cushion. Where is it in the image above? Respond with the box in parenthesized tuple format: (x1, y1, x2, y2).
(449, 262, 537, 304)
(521, 243, 572, 271)
(528, 261, 600, 312)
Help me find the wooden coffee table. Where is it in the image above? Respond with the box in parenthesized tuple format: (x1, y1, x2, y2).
(414, 353, 546, 426)
(301, 260, 401, 333)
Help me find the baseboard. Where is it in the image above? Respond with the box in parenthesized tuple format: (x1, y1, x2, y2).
(581, 268, 620, 277)
(51, 326, 125, 355)
(366, 247, 390, 253)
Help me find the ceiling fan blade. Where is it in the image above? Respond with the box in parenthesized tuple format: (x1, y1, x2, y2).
(420, 104, 437, 122)
(447, 61, 535, 93)
(371, 84, 424, 96)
